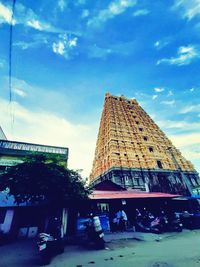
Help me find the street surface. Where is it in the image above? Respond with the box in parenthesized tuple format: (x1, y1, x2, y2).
(1, 230, 200, 267)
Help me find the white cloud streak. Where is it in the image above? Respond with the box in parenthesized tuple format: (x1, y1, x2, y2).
(173, 0, 200, 20)
(167, 90, 173, 96)
(154, 87, 165, 93)
(157, 45, 200, 66)
(180, 104, 200, 114)
(152, 95, 158, 100)
(169, 133, 200, 173)
(0, 2, 13, 24)
(133, 9, 149, 17)
(13, 88, 27, 98)
(0, 2, 61, 33)
(157, 119, 200, 173)
(154, 39, 170, 49)
(158, 119, 200, 131)
(88, 0, 137, 27)
(161, 100, 175, 106)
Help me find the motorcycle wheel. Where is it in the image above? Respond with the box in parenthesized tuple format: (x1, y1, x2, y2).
(40, 255, 51, 266)
(176, 226, 183, 232)
(96, 238, 105, 249)
(40, 251, 51, 266)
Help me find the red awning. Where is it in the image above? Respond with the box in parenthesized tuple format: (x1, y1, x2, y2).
(89, 190, 180, 200)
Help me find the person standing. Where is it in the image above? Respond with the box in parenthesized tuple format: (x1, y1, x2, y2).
(117, 209, 128, 231)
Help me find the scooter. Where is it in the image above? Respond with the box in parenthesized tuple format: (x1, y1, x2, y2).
(37, 233, 64, 265)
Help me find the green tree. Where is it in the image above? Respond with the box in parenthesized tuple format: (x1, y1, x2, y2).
(0, 154, 90, 207)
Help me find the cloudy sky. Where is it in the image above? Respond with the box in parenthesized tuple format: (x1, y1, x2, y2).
(0, 0, 200, 177)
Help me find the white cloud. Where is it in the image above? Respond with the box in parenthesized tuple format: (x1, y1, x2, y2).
(190, 87, 195, 92)
(173, 0, 200, 20)
(154, 39, 170, 49)
(14, 41, 32, 50)
(170, 133, 200, 147)
(13, 88, 27, 98)
(88, 0, 137, 27)
(161, 100, 175, 105)
(88, 45, 112, 59)
(53, 41, 65, 55)
(27, 19, 44, 31)
(14, 35, 48, 50)
(52, 34, 78, 58)
(154, 87, 165, 93)
(133, 9, 149, 17)
(169, 133, 200, 173)
(58, 0, 66, 12)
(0, 98, 97, 178)
(154, 41, 160, 47)
(158, 119, 200, 131)
(0, 2, 61, 33)
(152, 95, 158, 100)
(0, 2, 13, 24)
(180, 104, 200, 114)
(167, 90, 173, 96)
(156, 119, 200, 173)
(81, 9, 90, 18)
(157, 45, 200, 66)
(68, 37, 78, 47)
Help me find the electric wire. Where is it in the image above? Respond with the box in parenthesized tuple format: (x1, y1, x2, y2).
(8, 0, 16, 136)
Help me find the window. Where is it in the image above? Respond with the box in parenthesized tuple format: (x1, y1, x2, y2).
(139, 128, 143, 131)
(149, 147, 154, 152)
(143, 136, 148, 141)
(157, 160, 163, 169)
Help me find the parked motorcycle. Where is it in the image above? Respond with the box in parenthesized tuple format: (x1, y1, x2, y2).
(86, 215, 105, 249)
(166, 213, 183, 232)
(135, 210, 166, 234)
(37, 233, 64, 265)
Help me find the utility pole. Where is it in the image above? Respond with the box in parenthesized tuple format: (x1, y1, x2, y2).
(167, 147, 193, 196)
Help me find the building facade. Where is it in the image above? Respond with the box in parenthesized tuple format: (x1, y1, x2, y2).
(0, 139, 68, 173)
(0, 132, 69, 238)
(90, 93, 200, 195)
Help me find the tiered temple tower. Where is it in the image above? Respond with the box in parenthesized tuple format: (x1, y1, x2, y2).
(90, 93, 199, 195)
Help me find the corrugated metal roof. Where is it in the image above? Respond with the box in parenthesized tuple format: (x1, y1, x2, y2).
(90, 190, 180, 200)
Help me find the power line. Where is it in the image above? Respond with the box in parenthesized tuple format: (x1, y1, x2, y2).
(8, 0, 16, 136)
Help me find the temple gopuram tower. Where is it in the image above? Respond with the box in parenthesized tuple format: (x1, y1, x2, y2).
(90, 93, 200, 195)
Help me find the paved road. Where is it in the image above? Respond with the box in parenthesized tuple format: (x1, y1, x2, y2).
(1, 230, 200, 267)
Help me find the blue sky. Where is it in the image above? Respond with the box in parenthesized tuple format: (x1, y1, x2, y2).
(0, 0, 200, 177)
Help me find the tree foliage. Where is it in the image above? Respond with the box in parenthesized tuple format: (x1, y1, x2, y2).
(0, 154, 90, 207)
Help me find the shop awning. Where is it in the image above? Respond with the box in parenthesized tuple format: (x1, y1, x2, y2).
(89, 190, 180, 200)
